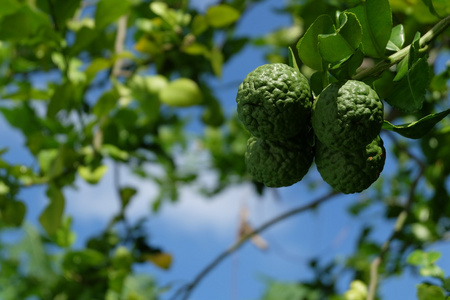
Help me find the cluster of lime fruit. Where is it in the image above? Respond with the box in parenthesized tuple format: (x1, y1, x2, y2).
(236, 63, 386, 194)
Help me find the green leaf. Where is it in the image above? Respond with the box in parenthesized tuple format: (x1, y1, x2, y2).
(85, 58, 112, 82)
(385, 57, 429, 112)
(0, 5, 51, 41)
(318, 12, 362, 64)
(407, 249, 441, 266)
(159, 78, 203, 107)
(1, 201, 26, 227)
(417, 284, 445, 300)
(38, 0, 82, 30)
(47, 81, 81, 118)
(387, 24, 405, 51)
(420, 264, 445, 279)
(420, 0, 445, 17)
(119, 187, 136, 209)
(55, 216, 76, 248)
(101, 144, 129, 161)
(310, 72, 324, 96)
(95, 0, 130, 29)
(78, 165, 108, 184)
(347, 0, 392, 58)
(382, 109, 450, 139)
(210, 47, 223, 78)
(39, 185, 65, 236)
(205, 4, 240, 28)
(297, 14, 334, 70)
(93, 91, 117, 118)
(191, 14, 209, 35)
(288, 47, 299, 71)
(0, 0, 21, 19)
(372, 70, 395, 99)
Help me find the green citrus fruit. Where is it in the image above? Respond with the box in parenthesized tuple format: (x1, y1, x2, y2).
(312, 80, 383, 152)
(245, 133, 314, 187)
(315, 135, 386, 194)
(236, 63, 312, 140)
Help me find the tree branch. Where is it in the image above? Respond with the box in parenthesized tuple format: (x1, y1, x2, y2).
(170, 191, 339, 300)
(112, 15, 129, 77)
(353, 15, 450, 81)
(366, 166, 424, 300)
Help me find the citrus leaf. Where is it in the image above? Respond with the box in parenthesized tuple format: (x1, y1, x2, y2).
(78, 165, 108, 184)
(385, 57, 429, 112)
(387, 24, 405, 51)
(205, 4, 240, 28)
(407, 249, 441, 266)
(288, 46, 299, 71)
(95, 0, 130, 29)
(382, 109, 450, 139)
(417, 284, 445, 300)
(191, 14, 209, 35)
(159, 78, 203, 107)
(119, 187, 136, 209)
(39, 185, 65, 236)
(0, 0, 21, 19)
(2, 201, 26, 227)
(297, 14, 334, 70)
(347, 0, 392, 58)
(143, 252, 172, 270)
(421, 0, 438, 16)
(318, 12, 362, 64)
(55, 216, 76, 248)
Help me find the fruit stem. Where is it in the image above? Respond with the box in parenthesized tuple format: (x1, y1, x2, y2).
(353, 15, 450, 81)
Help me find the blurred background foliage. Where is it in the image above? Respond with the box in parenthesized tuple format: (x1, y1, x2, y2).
(0, 0, 449, 299)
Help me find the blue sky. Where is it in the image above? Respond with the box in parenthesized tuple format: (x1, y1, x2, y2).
(1, 0, 450, 300)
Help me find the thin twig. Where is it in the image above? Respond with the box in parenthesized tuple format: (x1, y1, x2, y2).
(366, 166, 424, 300)
(170, 191, 339, 300)
(112, 15, 129, 77)
(353, 15, 450, 81)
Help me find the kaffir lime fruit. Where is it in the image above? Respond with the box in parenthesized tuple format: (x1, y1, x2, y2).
(236, 63, 312, 140)
(315, 136, 386, 194)
(312, 80, 383, 152)
(245, 133, 314, 187)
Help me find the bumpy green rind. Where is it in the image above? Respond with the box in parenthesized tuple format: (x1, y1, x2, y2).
(236, 63, 312, 140)
(245, 133, 314, 188)
(315, 136, 386, 194)
(312, 80, 383, 152)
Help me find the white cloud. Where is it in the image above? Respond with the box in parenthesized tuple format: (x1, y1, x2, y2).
(64, 156, 290, 240)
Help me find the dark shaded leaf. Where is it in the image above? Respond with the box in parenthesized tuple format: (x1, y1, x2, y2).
(347, 0, 392, 58)
(39, 185, 65, 236)
(297, 14, 334, 70)
(385, 57, 429, 112)
(382, 109, 450, 139)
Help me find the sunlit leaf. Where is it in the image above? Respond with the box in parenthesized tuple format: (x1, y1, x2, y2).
(206, 4, 240, 27)
(78, 165, 108, 184)
(159, 78, 203, 107)
(387, 24, 405, 51)
(143, 252, 172, 270)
